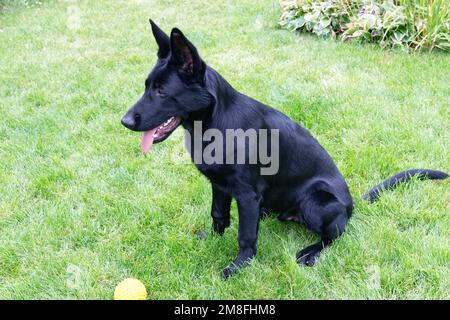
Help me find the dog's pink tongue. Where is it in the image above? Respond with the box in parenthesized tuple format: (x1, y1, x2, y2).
(141, 129, 156, 155)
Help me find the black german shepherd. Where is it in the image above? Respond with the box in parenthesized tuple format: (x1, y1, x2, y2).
(121, 20, 448, 278)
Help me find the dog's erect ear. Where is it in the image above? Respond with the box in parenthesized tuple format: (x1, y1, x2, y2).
(170, 28, 204, 81)
(149, 19, 170, 58)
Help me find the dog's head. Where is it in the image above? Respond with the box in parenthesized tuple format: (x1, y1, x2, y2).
(121, 20, 214, 154)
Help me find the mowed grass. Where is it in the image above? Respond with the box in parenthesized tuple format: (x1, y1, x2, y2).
(0, 0, 449, 299)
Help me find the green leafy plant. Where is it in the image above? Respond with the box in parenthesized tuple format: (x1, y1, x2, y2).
(279, 0, 450, 52)
(341, 1, 413, 50)
(0, 0, 44, 13)
(280, 0, 353, 38)
(400, 0, 450, 51)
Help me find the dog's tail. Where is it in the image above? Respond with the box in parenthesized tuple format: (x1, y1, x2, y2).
(363, 169, 448, 203)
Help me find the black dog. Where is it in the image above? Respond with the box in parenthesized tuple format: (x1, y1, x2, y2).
(121, 20, 448, 278)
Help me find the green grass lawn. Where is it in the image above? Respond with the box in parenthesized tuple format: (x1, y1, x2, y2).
(0, 0, 449, 299)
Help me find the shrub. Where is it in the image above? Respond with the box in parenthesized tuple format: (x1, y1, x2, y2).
(279, 0, 450, 52)
(0, 0, 44, 13)
(279, 0, 353, 38)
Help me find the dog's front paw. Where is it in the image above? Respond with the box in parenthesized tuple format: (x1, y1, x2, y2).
(212, 219, 229, 235)
(222, 250, 255, 279)
(222, 264, 239, 279)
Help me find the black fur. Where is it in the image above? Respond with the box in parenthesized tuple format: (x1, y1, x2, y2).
(121, 21, 448, 278)
(363, 169, 448, 202)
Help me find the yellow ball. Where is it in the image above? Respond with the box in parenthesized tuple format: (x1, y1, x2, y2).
(114, 278, 147, 300)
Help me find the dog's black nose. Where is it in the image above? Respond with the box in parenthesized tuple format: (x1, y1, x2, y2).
(121, 113, 136, 129)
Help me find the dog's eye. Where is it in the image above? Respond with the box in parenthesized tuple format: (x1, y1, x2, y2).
(154, 85, 166, 97)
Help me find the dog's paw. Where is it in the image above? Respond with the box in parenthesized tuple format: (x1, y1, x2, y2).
(212, 220, 229, 235)
(222, 251, 255, 279)
(296, 247, 321, 267)
(222, 263, 241, 279)
(222, 262, 246, 280)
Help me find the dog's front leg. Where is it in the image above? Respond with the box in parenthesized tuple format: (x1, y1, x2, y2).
(211, 185, 232, 235)
(222, 192, 261, 279)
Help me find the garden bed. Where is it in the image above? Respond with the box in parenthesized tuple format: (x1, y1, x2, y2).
(279, 0, 449, 51)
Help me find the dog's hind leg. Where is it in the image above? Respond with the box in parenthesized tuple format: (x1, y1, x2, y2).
(296, 190, 349, 266)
